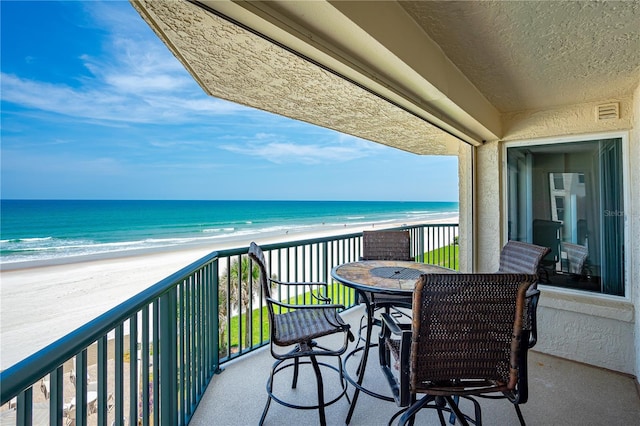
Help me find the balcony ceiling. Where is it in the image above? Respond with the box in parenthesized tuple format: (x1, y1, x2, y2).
(132, 0, 640, 155)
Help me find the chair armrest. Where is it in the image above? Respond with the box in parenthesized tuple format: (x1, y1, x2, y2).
(380, 313, 410, 336)
(270, 278, 328, 289)
(268, 297, 345, 311)
(525, 287, 540, 298)
(524, 288, 540, 348)
(270, 279, 332, 303)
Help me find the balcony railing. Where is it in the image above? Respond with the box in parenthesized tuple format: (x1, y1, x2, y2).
(0, 223, 458, 426)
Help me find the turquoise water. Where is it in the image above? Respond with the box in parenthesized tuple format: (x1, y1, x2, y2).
(0, 200, 458, 265)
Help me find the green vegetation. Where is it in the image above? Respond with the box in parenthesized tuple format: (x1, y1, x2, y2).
(227, 306, 269, 349)
(225, 283, 354, 351)
(423, 243, 459, 270)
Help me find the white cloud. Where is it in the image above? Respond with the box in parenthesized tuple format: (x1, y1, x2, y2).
(220, 133, 380, 164)
(0, 2, 250, 125)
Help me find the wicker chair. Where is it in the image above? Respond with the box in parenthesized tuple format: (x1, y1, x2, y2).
(498, 240, 549, 349)
(379, 273, 538, 426)
(248, 242, 353, 426)
(498, 240, 551, 275)
(562, 242, 589, 275)
(362, 230, 412, 262)
(334, 230, 415, 422)
(356, 230, 414, 346)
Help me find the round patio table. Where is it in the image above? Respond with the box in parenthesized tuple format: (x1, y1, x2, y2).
(331, 260, 457, 423)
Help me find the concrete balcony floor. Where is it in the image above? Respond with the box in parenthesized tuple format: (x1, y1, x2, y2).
(190, 306, 640, 426)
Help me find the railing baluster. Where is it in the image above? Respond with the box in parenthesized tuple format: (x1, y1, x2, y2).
(182, 279, 188, 425)
(50, 366, 63, 426)
(277, 249, 283, 315)
(190, 275, 195, 415)
(286, 247, 293, 301)
(211, 259, 221, 374)
(224, 256, 231, 359)
(235, 254, 242, 355)
(16, 387, 32, 426)
(75, 350, 87, 426)
(159, 289, 177, 426)
(114, 325, 123, 426)
(141, 306, 150, 426)
(97, 337, 107, 426)
(129, 314, 138, 426)
(197, 268, 204, 394)
(152, 300, 160, 426)
(322, 242, 328, 298)
(247, 255, 254, 348)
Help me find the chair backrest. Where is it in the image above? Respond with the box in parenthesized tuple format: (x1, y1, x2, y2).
(248, 242, 274, 318)
(498, 240, 551, 274)
(562, 242, 589, 274)
(362, 230, 411, 261)
(410, 273, 536, 395)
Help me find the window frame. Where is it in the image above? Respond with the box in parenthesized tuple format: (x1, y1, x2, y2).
(501, 131, 631, 301)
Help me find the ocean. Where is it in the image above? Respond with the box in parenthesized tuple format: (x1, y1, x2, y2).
(0, 200, 458, 266)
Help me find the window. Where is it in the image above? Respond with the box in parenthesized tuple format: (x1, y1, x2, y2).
(554, 196, 565, 222)
(506, 138, 625, 296)
(552, 173, 565, 190)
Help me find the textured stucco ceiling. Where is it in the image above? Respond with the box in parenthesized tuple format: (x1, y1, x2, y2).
(132, 0, 639, 153)
(131, 0, 461, 155)
(399, 0, 640, 112)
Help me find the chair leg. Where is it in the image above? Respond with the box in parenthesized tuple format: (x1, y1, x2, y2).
(514, 403, 526, 426)
(434, 396, 449, 426)
(445, 395, 481, 425)
(408, 394, 417, 426)
(337, 356, 351, 405)
(263, 355, 348, 425)
(444, 396, 475, 426)
(292, 357, 299, 389)
(388, 409, 407, 426)
(355, 314, 367, 351)
(258, 394, 272, 426)
(310, 355, 327, 426)
(398, 394, 435, 426)
(448, 395, 459, 425)
(259, 362, 278, 426)
(469, 397, 482, 425)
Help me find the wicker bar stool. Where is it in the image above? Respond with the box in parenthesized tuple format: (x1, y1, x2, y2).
(379, 273, 538, 426)
(356, 230, 414, 344)
(248, 242, 354, 426)
(498, 240, 551, 276)
(497, 240, 550, 349)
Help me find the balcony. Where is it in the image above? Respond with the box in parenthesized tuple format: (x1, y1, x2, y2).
(188, 306, 640, 425)
(1, 224, 638, 425)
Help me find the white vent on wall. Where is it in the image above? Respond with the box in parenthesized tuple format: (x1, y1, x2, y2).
(596, 103, 619, 120)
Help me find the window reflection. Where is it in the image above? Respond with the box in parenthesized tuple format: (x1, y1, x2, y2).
(506, 138, 624, 296)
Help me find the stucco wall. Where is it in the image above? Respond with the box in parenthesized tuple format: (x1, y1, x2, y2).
(475, 141, 503, 273)
(536, 291, 635, 374)
(631, 83, 640, 379)
(475, 95, 638, 376)
(502, 97, 634, 142)
(457, 142, 474, 273)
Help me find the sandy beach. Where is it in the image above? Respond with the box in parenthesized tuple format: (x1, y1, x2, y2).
(0, 217, 457, 371)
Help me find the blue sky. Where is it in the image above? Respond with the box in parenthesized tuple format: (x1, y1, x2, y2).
(1, 1, 458, 202)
